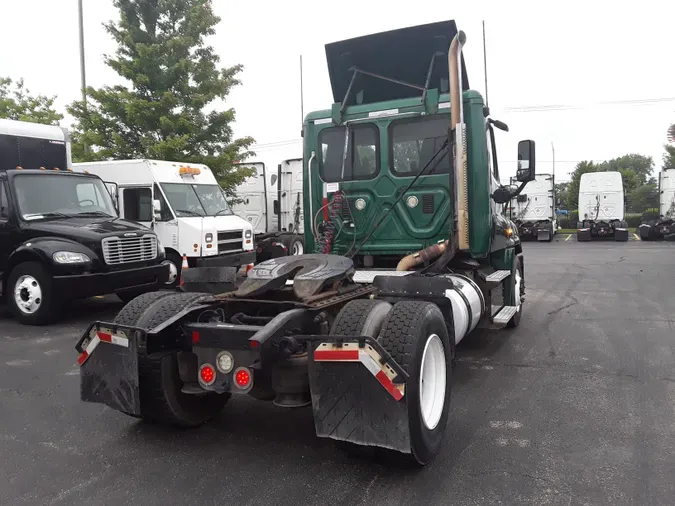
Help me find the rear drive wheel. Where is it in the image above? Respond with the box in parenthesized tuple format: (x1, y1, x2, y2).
(114, 291, 229, 427)
(377, 301, 452, 466)
(7, 262, 58, 326)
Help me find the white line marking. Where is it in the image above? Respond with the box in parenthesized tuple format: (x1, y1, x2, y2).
(565, 234, 572, 241)
(6, 359, 32, 366)
(633, 233, 640, 241)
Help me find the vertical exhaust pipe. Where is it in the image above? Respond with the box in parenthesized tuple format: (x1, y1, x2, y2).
(449, 31, 470, 252)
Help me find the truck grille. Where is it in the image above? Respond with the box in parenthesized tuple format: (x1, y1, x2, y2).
(101, 234, 158, 265)
(217, 230, 243, 254)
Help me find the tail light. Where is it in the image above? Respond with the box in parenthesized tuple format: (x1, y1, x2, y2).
(234, 367, 251, 389)
(199, 364, 216, 386)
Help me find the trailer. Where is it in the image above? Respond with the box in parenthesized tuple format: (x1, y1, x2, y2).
(508, 174, 556, 241)
(577, 171, 628, 241)
(232, 141, 305, 259)
(638, 167, 675, 241)
(76, 21, 538, 466)
(74, 160, 255, 287)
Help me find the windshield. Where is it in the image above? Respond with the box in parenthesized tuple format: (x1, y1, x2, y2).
(160, 183, 232, 217)
(13, 174, 117, 220)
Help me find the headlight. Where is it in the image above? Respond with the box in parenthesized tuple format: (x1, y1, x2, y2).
(205, 233, 214, 243)
(157, 240, 165, 255)
(53, 251, 91, 264)
(244, 229, 252, 239)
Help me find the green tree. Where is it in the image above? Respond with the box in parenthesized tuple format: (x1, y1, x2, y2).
(0, 77, 63, 125)
(68, 0, 254, 193)
(599, 154, 654, 187)
(664, 124, 675, 170)
(554, 181, 570, 210)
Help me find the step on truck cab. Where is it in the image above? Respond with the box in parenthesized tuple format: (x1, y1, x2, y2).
(577, 171, 628, 241)
(233, 141, 305, 261)
(638, 167, 675, 240)
(74, 160, 255, 286)
(508, 174, 557, 241)
(76, 21, 537, 466)
(0, 119, 168, 325)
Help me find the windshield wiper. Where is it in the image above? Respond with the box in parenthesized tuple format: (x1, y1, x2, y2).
(23, 212, 71, 220)
(74, 211, 115, 217)
(214, 209, 232, 216)
(176, 209, 204, 217)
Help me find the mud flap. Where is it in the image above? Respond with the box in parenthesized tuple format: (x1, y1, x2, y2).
(537, 229, 551, 242)
(577, 229, 591, 241)
(614, 228, 629, 242)
(76, 323, 142, 416)
(307, 342, 411, 454)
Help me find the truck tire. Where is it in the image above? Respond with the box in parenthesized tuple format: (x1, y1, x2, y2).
(377, 301, 452, 466)
(113, 291, 229, 427)
(7, 261, 58, 326)
(506, 256, 524, 328)
(163, 250, 183, 288)
(282, 234, 304, 256)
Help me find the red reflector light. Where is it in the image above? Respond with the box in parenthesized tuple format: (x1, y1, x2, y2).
(192, 331, 200, 344)
(234, 367, 251, 388)
(200, 364, 215, 385)
(249, 340, 259, 349)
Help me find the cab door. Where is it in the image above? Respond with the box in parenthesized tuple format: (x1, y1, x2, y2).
(231, 162, 267, 234)
(280, 158, 304, 234)
(119, 186, 154, 229)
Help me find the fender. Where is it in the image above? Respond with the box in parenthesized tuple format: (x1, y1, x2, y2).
(8, 237, 99, 273)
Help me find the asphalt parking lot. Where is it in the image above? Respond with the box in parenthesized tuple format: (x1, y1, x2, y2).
(1, 238, 674, 506)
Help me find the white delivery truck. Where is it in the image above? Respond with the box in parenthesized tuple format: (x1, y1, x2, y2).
(577, 171, 628, 241)
(74, 160, 255, 286)
(233, 140, 305, 257)
(508, 173, 557, 242)
(638, 167, 675, 240)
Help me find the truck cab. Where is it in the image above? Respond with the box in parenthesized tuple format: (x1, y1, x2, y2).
(508, 174, 557, 241)
(577, 171, 628, 241)
(233, 141, 305, 259)
(0, 119, 168, 325)
(74, 160, 255, 286)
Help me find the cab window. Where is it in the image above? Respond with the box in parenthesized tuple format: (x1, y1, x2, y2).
(0, 182, 9, 219)
(319, 124, 379, 182)
(389, 116, 450, 176)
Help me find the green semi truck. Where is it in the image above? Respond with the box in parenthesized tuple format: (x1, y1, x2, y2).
(75, 20, 536, 466)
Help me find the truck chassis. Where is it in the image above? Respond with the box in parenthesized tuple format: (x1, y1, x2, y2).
(77, 253, 523, 465)
(577, 219, 629, 242)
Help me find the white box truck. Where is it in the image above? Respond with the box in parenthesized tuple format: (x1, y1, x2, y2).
(638, 167, 675, 240)
(233, 140, 305, 257)
(577, 171, 628, 241)
(74, 160, 255, 286)
(508, 173, 557, 242)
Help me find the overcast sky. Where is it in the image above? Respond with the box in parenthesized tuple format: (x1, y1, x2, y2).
(2, 0, 674, 182)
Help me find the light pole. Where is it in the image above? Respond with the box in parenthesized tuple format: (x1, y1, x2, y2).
(78, 0, 89, 154)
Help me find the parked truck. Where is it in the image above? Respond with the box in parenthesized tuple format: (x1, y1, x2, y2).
(74, 160, 255, 286)
(577, 171, 628, 241)
(76, 21, 536, 466)
(0, 119, 169, 325)
(232, 141, 305, 259)
(508, 174, 556, 241)
(638, 167, 675, 240)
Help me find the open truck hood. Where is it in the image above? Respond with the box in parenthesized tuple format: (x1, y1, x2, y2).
(325, 20, 470, 106)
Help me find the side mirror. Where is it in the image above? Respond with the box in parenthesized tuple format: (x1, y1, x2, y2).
(153, 199, 162, 219)
(516, 140, 536, 183)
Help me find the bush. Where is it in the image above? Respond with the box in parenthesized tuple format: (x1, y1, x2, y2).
(642, 208, 659, 222)
(625, 213, 642, 227)
(557, 210, 578, 229)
